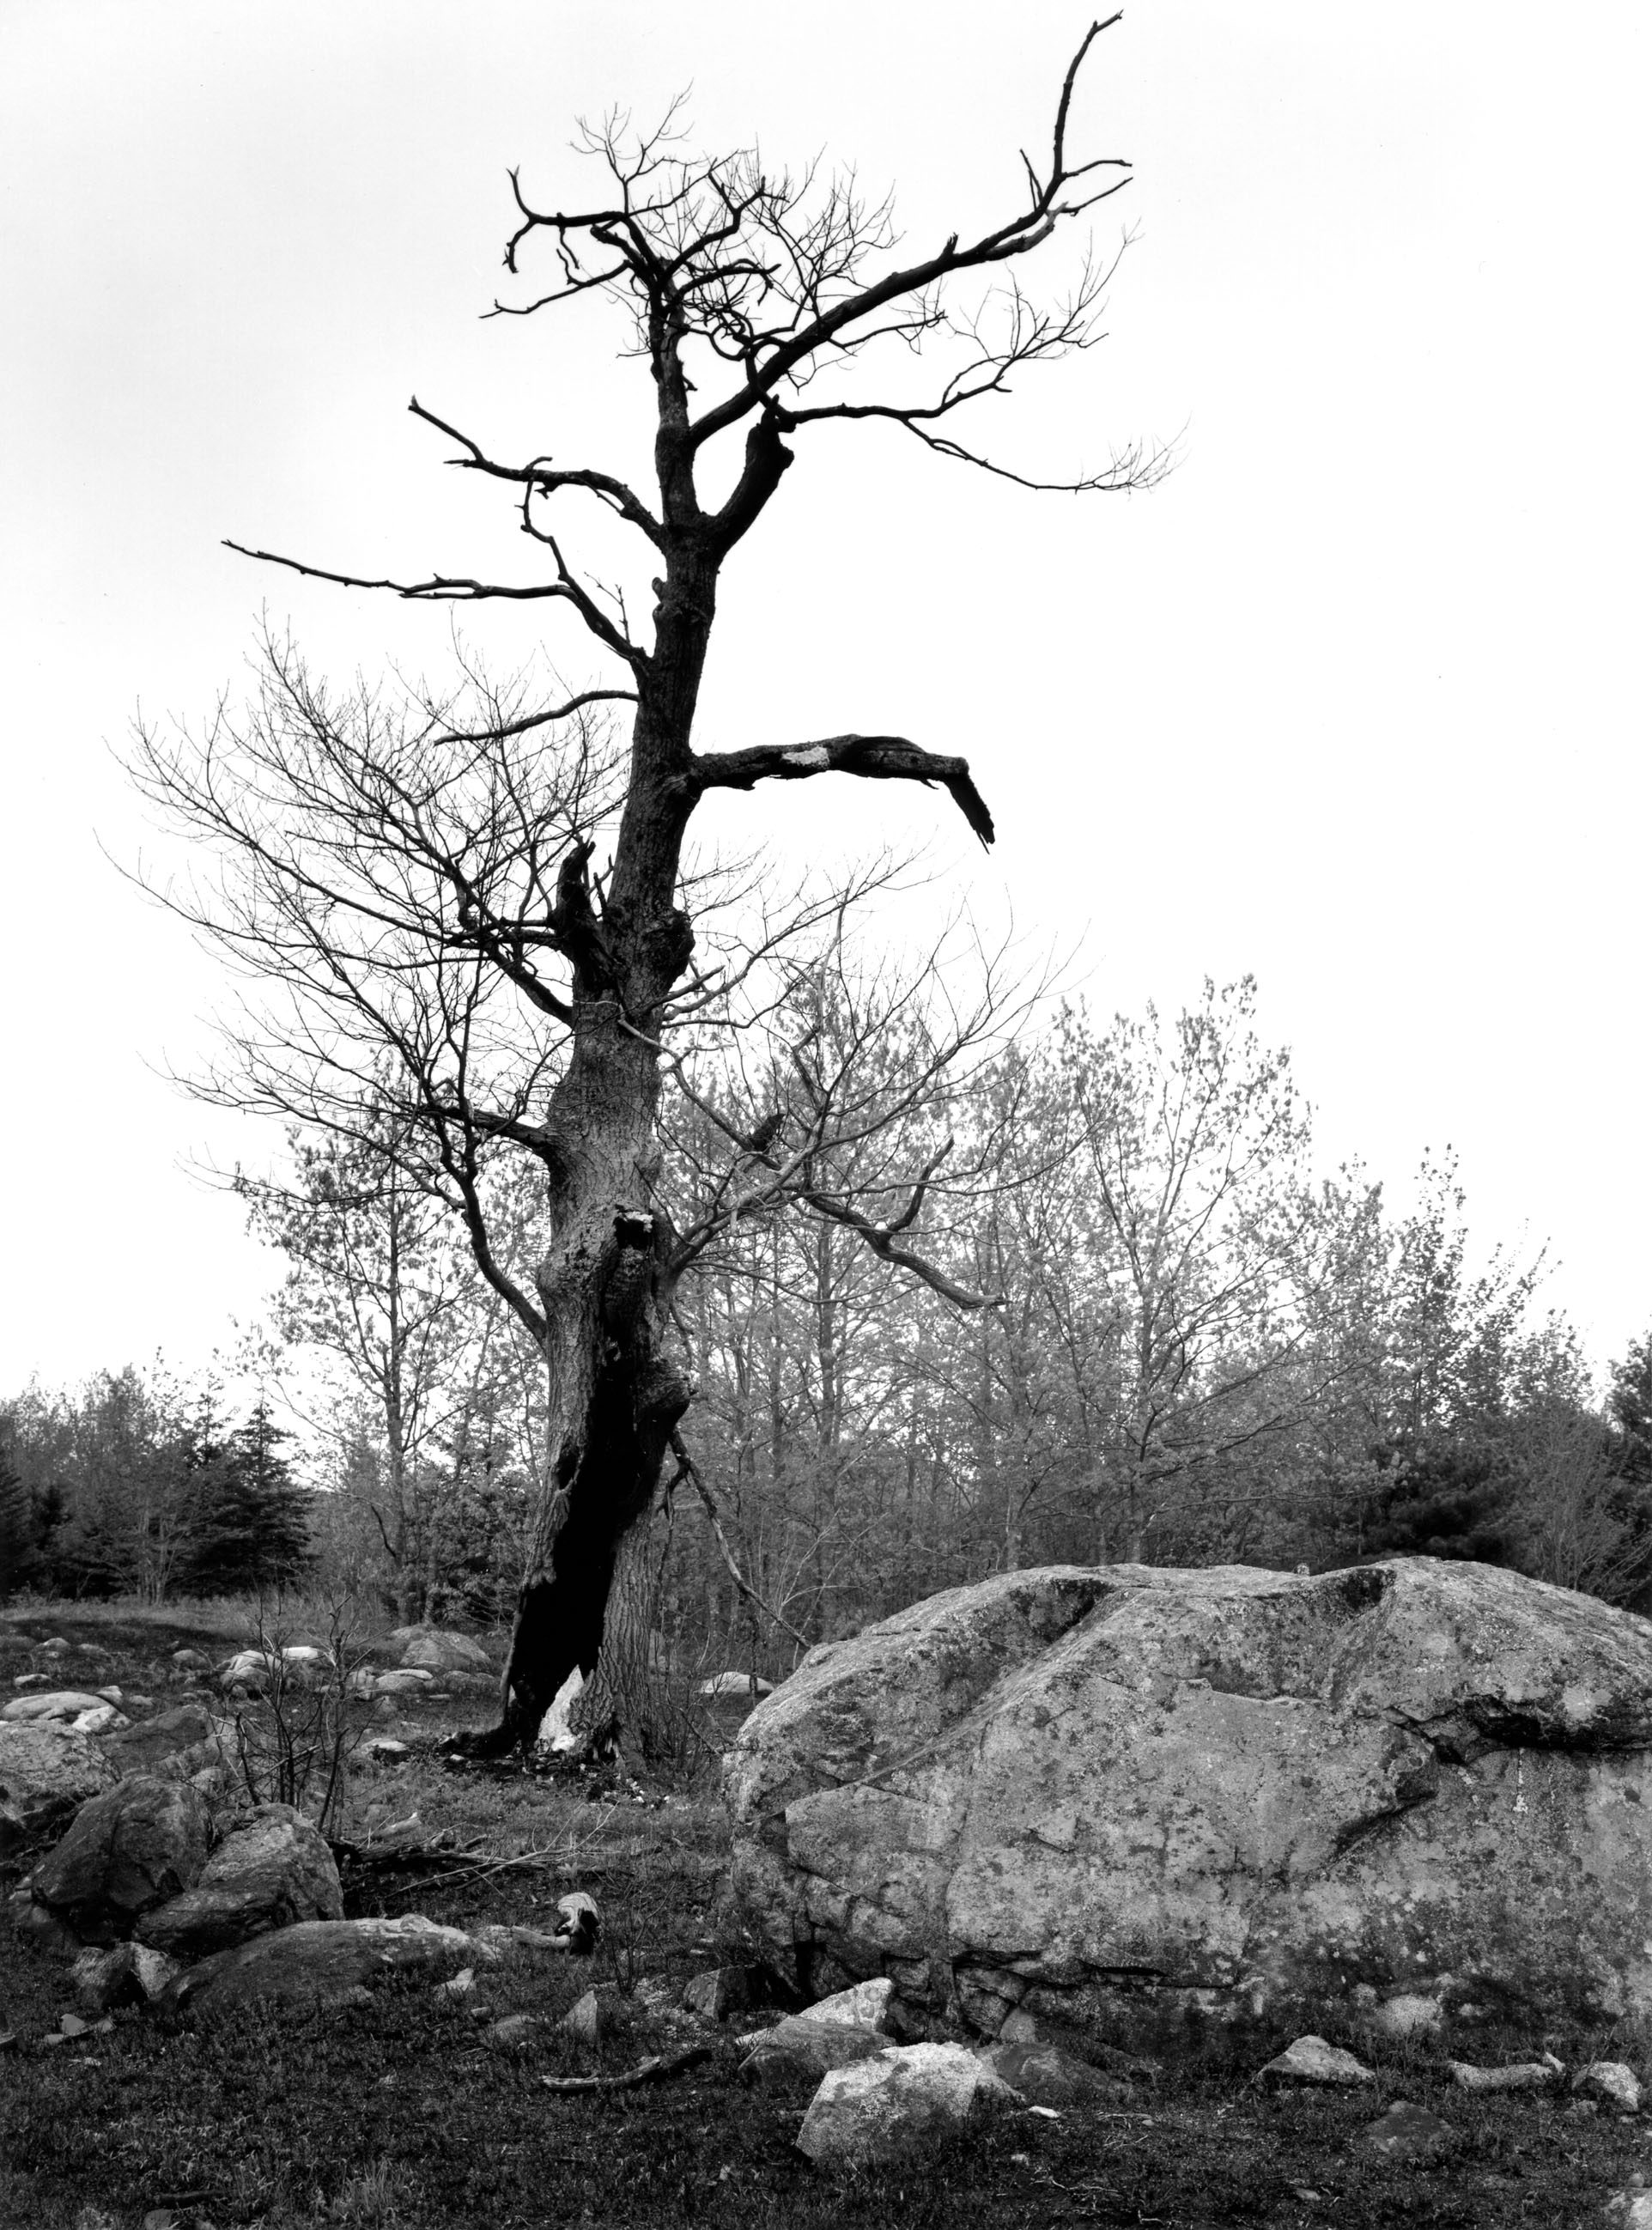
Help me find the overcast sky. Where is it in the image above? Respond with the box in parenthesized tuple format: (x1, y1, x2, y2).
(3, 1, 1647, 1394)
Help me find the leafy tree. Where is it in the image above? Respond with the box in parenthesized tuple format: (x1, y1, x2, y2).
(130, 25, 1162, 1752)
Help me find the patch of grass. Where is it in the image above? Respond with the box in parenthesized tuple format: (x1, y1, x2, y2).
(5, 1603, 1652, 2227)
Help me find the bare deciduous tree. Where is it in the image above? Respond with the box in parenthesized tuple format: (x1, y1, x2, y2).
(131, 21, 1162, 1753)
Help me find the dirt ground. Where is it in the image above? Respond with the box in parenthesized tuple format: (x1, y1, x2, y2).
(3, 1601, 1649, 2229)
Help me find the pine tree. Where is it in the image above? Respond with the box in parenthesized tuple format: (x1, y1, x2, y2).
(189, 1399, 313, 1592)
(0, 1419, 36, 1595)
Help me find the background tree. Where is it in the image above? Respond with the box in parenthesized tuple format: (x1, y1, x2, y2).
(131, 21, 1163, 1753)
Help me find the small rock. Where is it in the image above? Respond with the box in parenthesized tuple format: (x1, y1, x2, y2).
(1256, 2035, 1376, 2087)
(803, 1978, 899, 2032)
(682, 1966, 754, 2021)
(365, 1738, 411, 1764)
(11, 1673, 47, 1689)
(438, 1966, 476, 1997)
(2, 1690, 112, 1724)
(169, 1649, 209, 1672)
(564, 1986, 617, 2047)
(1449, 2053, 1563, 2093)
(70, 1704, 129, 1735)
(485, 2012, 543, 2049)
(1606, 2191, 1652, 2228)
(1365, 1991, 1444, 2040)
(1364, 2099, 1460, 2164)
(997, 2008, 1158, 2083)
(1573, 2060, 1642, 2112)
(72, 1941, 185, 2011)
(41, 1638, 69, 1653)
(977, 2037, 1125, 2108)
(738, 1976, 901, 2081)
(7, 1887, 82, 1954)
(796, 2042, 1004, 2167)
(371, 1668, 436, 1697)
(58, 2011, 89, 2036)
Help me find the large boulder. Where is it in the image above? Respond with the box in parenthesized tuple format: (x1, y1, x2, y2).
(0, 1724, 118, 1857)
(726, 1559, 1652, 2049)
(29, 1775, 211, 1942)
(136, 1802, 343, 1959)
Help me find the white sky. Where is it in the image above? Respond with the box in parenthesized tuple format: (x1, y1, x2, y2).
(2, 1, 1648, 1393)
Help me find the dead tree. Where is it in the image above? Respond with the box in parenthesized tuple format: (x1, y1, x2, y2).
(132, 20, 1163, 1754)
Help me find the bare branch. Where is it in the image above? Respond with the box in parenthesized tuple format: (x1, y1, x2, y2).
(688, 735, 994, 848)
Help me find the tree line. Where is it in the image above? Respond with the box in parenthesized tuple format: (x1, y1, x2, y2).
(7, 975, 1650, 1692)
(0, 1370, 311, 1602)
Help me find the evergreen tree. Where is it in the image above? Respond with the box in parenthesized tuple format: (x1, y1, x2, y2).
(0, 1418, 36, 1595)
(189, 1399, 313, 1591)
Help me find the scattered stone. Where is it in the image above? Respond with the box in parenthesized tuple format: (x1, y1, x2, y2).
(8, 1885, 83, 1953)
(977, 2036, 1126, 2107)
(364, 1737, 411, 1765)
(99, 1704, 214, 1781)
(41, 1638, 69, 1654)
(796, 2042, 1005, 2167)
(30, 1775, 211, 1942)
(71, 1940, 185, 2011)
(1256, 2035, 1376, 2088)
(169, 1649, 210, 1672)
(158, 1912, 489, 2016)
(1364, 1990, 1446, 2039)
(486, 2012, 544, 2050)
(58, 2010, 89, 2037)
(12, 1673, 47, 1689)
(389, 1627, 492, 1674)
(1449, 2052, 1564, 2093)
(70, 1704, 129, 1735)
(997, 2007, 1159, 2083)
(136, 1801, 343, 1959)
(697, 1670, 774, 1698)
(682, 1966, 755, 2021)
(727, 1560, 1652, 2044)
(564, 1986, 618, 2047)
(1573, 2060, 1643, 2112)
(739, 1978, 900, 2081)
(1606, 2183, 1652, 2227)
(371, 1669, 436, 1697)
(2, 1691, 112, 1725)
(218, 1644, 329, 1693)
(1363, 2099, 1461, 2164)
(438, 1966, 476, 1997)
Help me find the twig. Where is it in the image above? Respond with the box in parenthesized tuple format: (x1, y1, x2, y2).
(670, 1431, 811, 1650)
(539, 2043, 714, 2092)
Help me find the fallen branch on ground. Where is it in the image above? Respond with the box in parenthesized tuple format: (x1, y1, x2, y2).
(538, 2043, 714, 2093)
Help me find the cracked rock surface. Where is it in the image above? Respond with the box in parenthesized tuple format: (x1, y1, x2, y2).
(725, 1559, 1652, 2049)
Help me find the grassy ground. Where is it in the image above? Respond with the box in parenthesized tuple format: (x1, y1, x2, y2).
(3, 1601, 1649, 2229)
